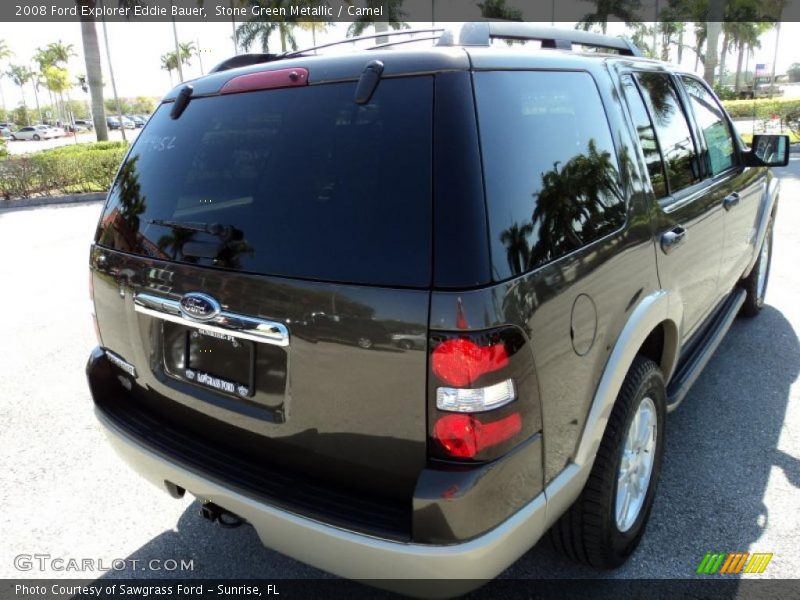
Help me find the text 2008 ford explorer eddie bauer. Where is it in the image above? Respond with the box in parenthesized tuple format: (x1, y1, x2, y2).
(86, 24, 789, 586)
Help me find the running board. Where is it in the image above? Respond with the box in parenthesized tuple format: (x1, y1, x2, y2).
(666, 289, 746, 412)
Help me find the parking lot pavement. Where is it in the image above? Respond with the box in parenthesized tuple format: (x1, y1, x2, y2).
(5, 128, 139, 155)
(1, 158, 798, 584)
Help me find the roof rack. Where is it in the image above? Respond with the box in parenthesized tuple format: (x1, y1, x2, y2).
(208, 24, 642, 74)
(437, 22, 642, 57)
(282, 28, 445, 59)
(209, 28, 444, 74)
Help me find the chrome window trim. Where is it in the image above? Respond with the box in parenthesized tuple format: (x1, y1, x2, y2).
(133, 292, 289, 347)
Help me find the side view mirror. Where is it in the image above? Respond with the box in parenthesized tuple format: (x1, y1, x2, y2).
(744, 134, 790, 167)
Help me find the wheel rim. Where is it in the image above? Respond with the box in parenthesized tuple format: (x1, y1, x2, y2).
(615, 396, 657, 533)
(756, 232, 771, 301)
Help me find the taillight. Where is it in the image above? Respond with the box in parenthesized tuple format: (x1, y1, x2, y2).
(428, 326, 538, 462)
(89, 270, 101, 344)
(433, 413, 522, 459)
(432, 338, 508, 386)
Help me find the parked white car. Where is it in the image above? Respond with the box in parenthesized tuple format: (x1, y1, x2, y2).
(37, 124, 65, 137)
(11, 126, 58, 140)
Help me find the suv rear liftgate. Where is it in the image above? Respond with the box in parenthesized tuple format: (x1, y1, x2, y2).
(89, 70, 440, 540)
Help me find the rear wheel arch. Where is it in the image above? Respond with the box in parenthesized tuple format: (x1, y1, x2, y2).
(637, 319, 680, 385)
(544, 290, 681, 530)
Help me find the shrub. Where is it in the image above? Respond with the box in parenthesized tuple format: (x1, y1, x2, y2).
(0, 141, 128, 200)
(722, 97, 800, 139)
(722, 97, 800, 120)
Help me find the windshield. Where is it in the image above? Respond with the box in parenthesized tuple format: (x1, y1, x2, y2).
(98, 75, 434, 287)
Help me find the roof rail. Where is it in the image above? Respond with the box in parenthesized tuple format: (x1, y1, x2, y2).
(208, 29, 444, 74)
(208, 24, 642, 75)
(283, 28, 445, 59)
(437, 22, 643, 57)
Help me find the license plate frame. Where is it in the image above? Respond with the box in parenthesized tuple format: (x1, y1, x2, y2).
(180, 325, 255, 398)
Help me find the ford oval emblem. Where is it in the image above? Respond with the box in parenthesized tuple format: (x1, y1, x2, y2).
(179, 292, 221, 322)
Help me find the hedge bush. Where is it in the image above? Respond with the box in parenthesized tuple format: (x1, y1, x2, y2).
(0, 141, 128, 200)
(722, 98, 800, 122)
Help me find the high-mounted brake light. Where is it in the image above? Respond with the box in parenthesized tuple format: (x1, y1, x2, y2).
(433, 413, 522, 459)
(432, 338, 509, 387)
(220, 67, 309, 95)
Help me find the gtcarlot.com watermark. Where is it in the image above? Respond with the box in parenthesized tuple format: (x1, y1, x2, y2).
(14, 553, 194, 572)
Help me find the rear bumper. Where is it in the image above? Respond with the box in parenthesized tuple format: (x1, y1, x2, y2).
(96, 407, 547, 581)
(88, 344, 548, 582)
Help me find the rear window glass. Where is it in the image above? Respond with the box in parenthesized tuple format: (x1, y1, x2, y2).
(474, 71, 626, 280)
(96, 77, 433, 287)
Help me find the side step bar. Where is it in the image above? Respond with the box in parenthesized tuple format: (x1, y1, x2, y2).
(666, 289, 746, 412)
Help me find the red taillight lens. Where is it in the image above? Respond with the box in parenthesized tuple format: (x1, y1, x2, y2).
(432, 338, 509, 387)
(89, 270, 101, 344)
(433, 413, 522, 459)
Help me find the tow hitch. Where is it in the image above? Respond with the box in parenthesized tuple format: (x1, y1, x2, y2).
(199, 501, 244, 528)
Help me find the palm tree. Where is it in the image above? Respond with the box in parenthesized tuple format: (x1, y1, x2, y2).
(161, 52, 179, 86)
(34, 46, 58, 118)
(297, 21, 330, 47)
(346, 1, 408, 38)
(0, 39, 12, 121)
(499, 222, 533, 276)
(703, 0, 726, 85)
(577, 0, 641, 34)
(43, 65, 71, 123)
(478, 0, 522, 20)
(165, 0, 185, 82)
(45, 41, 76, 66)
(77, 0, 108, 140)
(729, 21, 771, 93)
(43, 40, 76, 124)
(178, 41, 196, 72)
(236, 1, 303, 53)
(6, 65, 33, 125)
(528, 139, 622, 268)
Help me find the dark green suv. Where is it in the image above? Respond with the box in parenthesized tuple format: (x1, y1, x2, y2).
(87, 23, 788, 590)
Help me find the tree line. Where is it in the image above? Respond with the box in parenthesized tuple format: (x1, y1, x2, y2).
(0, 0, 791, 138)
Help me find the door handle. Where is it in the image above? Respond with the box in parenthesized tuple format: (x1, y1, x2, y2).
(723, 192, 740, 211)
(660, 226, 687, 254)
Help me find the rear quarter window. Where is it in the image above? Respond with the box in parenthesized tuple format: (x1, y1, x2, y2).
(96, 76, 433, 287)
(474, 70, 626, 280)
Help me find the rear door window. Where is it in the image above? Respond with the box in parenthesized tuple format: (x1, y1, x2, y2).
(96, 77, 433, 287)
(474, 70, 626, 279)
(620, 74, 668, 198)
(634, 72, 701, 194)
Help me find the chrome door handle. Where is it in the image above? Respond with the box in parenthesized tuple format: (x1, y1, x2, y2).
(661, 226, 687, 255)
(723, 192, 740, 211)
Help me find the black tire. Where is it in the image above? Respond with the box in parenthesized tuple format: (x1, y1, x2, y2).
(356, 337, 373, 349)
(740, 219, 773, 318)
(33, 134, 40, 140)
(550, 356, 666, 568)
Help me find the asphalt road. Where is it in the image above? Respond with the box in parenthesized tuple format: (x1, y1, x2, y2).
(0, 159, 798, 588)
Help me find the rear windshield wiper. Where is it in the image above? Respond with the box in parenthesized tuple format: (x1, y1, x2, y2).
(146, 219, 243, 242)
